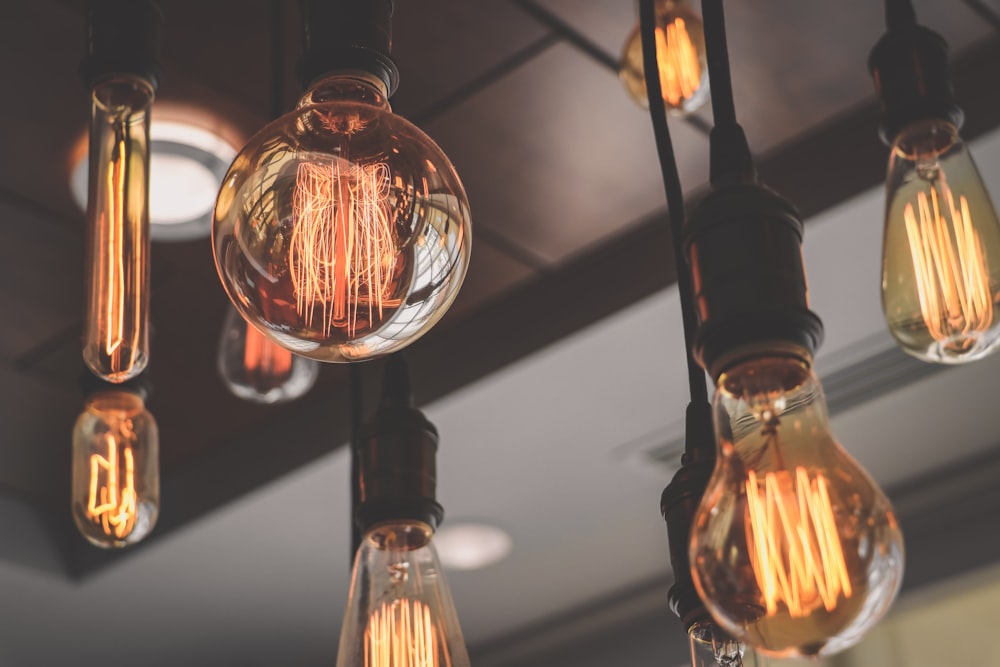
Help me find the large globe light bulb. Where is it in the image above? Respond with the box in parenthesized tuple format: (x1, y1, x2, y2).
(213, 75, 471, 362)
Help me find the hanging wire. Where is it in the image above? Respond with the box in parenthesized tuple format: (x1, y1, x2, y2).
(638, 0, 709, 408)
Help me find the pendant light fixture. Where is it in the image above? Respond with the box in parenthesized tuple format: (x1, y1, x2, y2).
(79, 0, 161, 383)
(212, 0, 472, 363)
(337, 354, 470, 667)
(621, 0, 709, 116)
(870, 0, 1000, 364)
(72, 373, 160, 549)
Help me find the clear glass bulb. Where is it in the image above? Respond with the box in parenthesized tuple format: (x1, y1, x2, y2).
(336, 521, 470, 667)
(217, 305, 319, 404)
(213, 75, 471, 362)
(72, 388, 159, 549)
(619, 0, 709, 115)
(882, 118, 1000, 363)
(690, 356, 904, 658)
(83, 75, 153, 383)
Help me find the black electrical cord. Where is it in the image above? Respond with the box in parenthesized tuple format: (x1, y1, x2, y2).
(638, 0, 709, 409)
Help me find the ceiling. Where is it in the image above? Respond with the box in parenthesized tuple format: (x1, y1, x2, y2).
(1, 0, 999, 665)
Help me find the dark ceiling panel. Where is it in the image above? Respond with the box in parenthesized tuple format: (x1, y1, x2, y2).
(532, 0, 632, 59)
(423, 42, 710, 265)
(442, 240, 539, 322)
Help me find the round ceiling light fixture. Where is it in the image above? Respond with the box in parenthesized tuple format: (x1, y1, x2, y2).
(71, 118, 238, 242)
(433, 522, 513, 571)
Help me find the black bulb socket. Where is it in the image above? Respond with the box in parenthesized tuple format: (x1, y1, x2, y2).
(684, 182, 824, 380)
(80, 0, 162, 92)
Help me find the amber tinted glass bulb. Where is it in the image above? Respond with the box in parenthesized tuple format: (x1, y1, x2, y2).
(336, 521, 470, 667)
(690, 357, 904, 658)
(882, 119, 1000, 363)
(217, 306, 319, 404)
(72, 389, 159, 549)
(620, 0, 709, 115)
(213, 76, 471, 362)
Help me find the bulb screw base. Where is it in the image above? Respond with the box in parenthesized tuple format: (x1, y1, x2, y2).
(299, 0, 400, 96)
(683, 183, 824, 379)
(354, 355, 443, 534)
(869, 18, 963, 145)
(80, 0, 162, 91)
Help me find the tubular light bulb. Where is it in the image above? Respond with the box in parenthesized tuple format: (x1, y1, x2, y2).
(689, 356, 904, 658)
(882, 118, 1000, 363)
(336, 521, 470, 667)
(83, 76, 153, 383)
(620, 0, 708, 115)
(213, 75, 471, 362)
(217, 306, 319, 404)
(72, 388, 159, 548)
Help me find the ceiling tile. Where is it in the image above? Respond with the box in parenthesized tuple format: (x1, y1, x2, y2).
(533, 0, 635, 61)
(391, 0, 551, 118)
(441, 240, 539, 323)
(423, 43, 710, 265)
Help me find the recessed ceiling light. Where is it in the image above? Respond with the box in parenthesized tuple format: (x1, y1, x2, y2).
(70, 119, 238, 242)
(434, 522, 512, 571)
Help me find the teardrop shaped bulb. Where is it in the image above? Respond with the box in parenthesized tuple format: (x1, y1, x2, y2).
(690, 357, 904, 658)
(336, 521, 470, 667)
(217, 306, 319, 404)
(72, 388, 159, 548)
(882, 118, 1000, 363)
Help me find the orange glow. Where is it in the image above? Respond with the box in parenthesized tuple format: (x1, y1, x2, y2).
(654, 18, 702, 107)
(289, 161, 400, 338)
(904, 181, 993, 344)
(243, 322, 293, 378)
(745, 467, 852, 618)
(87, 432, 138, 540)
(364, 599, 444, 667)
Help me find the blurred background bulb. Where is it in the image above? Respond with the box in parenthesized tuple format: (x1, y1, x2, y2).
(336, 521, 470, 667)
(689, 356, 904, 658)
(72, 387, 159, 549)
(217, 305, 319, 404)
(213, 75, 471, 362)
(620, 0, 709, 115)
(882, 118, 1000, 363)
(83, 75, 153, 383)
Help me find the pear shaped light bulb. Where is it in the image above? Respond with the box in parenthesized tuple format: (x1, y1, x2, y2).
(72, 387, 159, 548)
(689, 356, 904, 658)
(217, 305, 319, 404)
(619, 0, 709, 115)
(336, 521, 470, 667)
(213, 75, 471, 363)
(882, 118, 1000, 363)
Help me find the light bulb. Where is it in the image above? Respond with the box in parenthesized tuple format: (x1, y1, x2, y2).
(620, 0, 709, 115)
(72, 387, 159, 548)
(689, 356, 904, 658)
(83, 75, 153, 383)
(217, 306, 319, 404)
(213, 75, 471, 362)
(882, 118, 1000, 363)
(336, 521, 470, 667)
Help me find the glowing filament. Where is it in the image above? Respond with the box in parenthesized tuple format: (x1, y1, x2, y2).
(654, 18, 701, 107)
(289, 161, 398, 337)
(364, 599, 445, 667)
(243, 321, 292, 380)
(904, 181, 993, 343)
(745, 467, 852, 618)
(87, 431, 138, 540)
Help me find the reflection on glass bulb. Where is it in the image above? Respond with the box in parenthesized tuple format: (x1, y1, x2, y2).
(217, 306, 319, 404)
(336, 521, 470, 667)
(72, 388, 159, 549)
(213, 75, 471, 362)
(883, 118, 1000, 363)
(690, 619, 768, 667)
(619, 0, 709, 115)
(690, 357, 904, 658)
(83, 76, 153, 383)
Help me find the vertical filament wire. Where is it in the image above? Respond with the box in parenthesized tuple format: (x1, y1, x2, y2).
(904, 180, 993, 344)
(655, 17, 701, 107)
(87, 429, 138, 540)
(364, 599, 446, 667)
(745, 466, 852, 618)
(289, 160, 396, 337)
